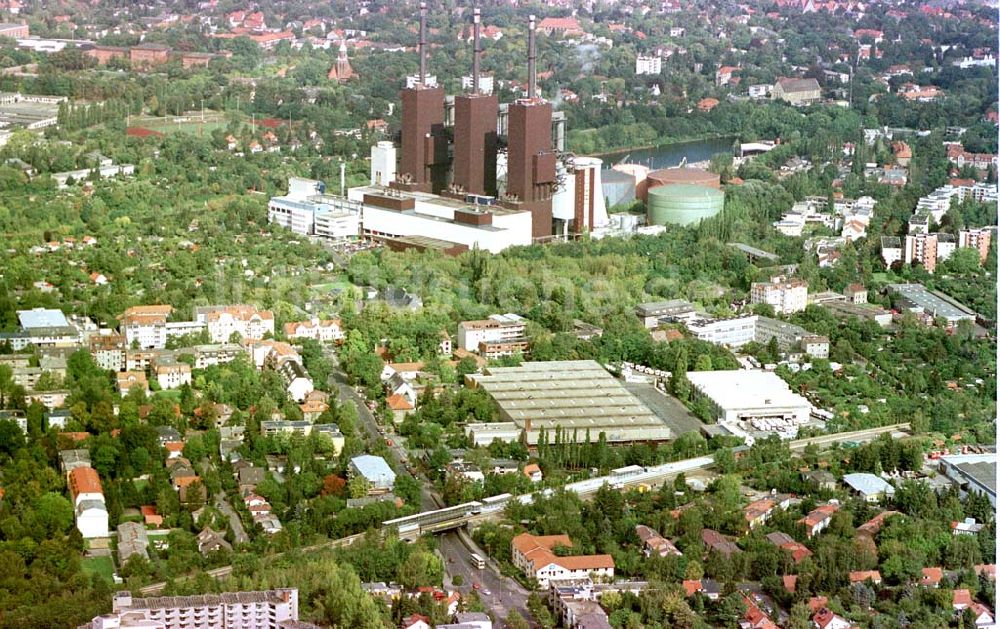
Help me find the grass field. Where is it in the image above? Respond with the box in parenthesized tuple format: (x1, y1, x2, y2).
(130, 112, 231, 136)
(82, 556, 116, 582)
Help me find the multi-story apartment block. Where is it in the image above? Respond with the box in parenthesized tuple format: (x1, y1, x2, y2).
(69, 466, 108, 539)
(959, 228, 992, 263)
(90, 333, 126, 371)
(512, 533, 614, 588)
(905, 234, 939, 273)
(191, 343, 244, 369)
(750, 277, 808, 314)
(635, 54, 662, 75)
(154, 358, 192, 390)
(81, 589, 301, 629)
(119, 305, 173, 349)
(457, 314, 529, 357)
(195, 305, 275, 343)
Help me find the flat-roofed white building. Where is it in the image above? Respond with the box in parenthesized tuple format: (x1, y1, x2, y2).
(457, 314, 528, 354)
(85, 589, 300, 629)
(347, 185, 532, 254)
(687, 370, 811, 426)
(750, 278, 808, 314)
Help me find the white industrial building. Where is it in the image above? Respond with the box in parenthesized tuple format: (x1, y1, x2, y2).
(370, 141, 397, 187)
(685, 315, 828, 358)
(551, 156, 611, 237)
(687, 370, 812, 432)
(268, 177, 361, 239)
(347, 185, 532, 253)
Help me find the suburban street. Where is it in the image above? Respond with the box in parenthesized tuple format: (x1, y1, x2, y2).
(213, 491, 249, 545)
(326, 351, 532, 624)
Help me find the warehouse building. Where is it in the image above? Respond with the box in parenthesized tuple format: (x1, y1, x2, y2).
(466, 360, 672, 445)
(687, 370, 811, 427)
(886, 283, 977, 329)
(938, 453, 996, 508)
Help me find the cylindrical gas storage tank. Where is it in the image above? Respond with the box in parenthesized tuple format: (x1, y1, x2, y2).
(613, 163, 650, 200)
(644, 167, 720, 202)
(647, 184, 724, 226)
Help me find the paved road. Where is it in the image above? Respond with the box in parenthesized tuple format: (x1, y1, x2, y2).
(438, 530, 531, 624)
(214, 491, 249, 545)
(325, 352, 438, 512)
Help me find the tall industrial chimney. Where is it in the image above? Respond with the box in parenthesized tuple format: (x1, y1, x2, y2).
(527, 14, 537, 99)
(502, 14, 556, 239)
(453, 6, 498, 196)
(396, 1, 447, 193)
(471, 8, 481, 93)
(418, 1, 427, 84)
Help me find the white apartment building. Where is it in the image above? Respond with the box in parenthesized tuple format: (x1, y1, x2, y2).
(195, 305, 275, 343)
(119, 305, 173, 349)
(457, 314, 528, 352)
(750, 278, 808, 314)
(881, 236, 902, 267)
(635, 54, 662, 75)
(87, 589, 300, 629)
(283, 318, 344, 342)
(512, 533, 614, 588)
(155, 362, 192, 390)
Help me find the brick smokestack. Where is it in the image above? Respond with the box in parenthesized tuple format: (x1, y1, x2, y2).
(502, 15, 555, 239)
(452, 7, 498, 196)
(396, 1, 447, 193)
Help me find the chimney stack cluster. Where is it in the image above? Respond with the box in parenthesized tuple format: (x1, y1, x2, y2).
(395, 7, 557, 238)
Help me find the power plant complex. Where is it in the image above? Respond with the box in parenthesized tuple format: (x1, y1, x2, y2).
(268, 5, 727, 251)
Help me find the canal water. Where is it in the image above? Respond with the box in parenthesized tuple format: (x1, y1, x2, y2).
(598, 136, 737, 170)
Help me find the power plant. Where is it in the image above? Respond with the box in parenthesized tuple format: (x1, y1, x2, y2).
(383, 8, 576, 245)
(268, 6, 613, 254)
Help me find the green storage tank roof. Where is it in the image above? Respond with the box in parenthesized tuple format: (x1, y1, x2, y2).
(647, 183, 724, 226)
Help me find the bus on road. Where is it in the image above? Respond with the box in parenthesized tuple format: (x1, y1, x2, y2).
(470, 553, 486, 569)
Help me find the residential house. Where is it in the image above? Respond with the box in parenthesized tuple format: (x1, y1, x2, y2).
(387, 393, 415, 423)
(802, 469, 837, 491)
(117, 521, 149, 563)
(635, 524, 682, 558)
(849, 570, 882, 586)
(798, 503, 839, 538)
(952, 518, 985, 536)
(196, 528, 232, 556)
(154, 359, 192, 390)
(813, 608, 853, 629)
(920, 567, 943, 587)
(702, 529, 741, 557)
(523, 463, 543, 483)
(765, 531, 812, 563)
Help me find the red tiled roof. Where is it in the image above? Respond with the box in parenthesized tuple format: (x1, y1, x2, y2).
(69, 466, 103, 498)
